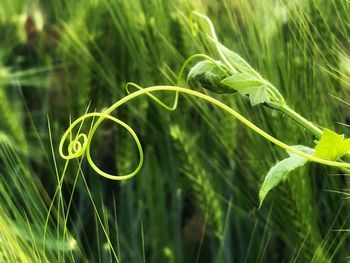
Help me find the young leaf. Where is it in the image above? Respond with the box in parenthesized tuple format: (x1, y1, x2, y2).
(314, 129, 350, 160)
(259, 145, 314, 207)
(221, 73, 270, 106)
(215, 41, 260, 77)
(187, 60, 235, 94)
(221, 72, 264, 89)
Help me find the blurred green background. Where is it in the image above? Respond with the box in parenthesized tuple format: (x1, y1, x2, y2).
(0, 0, 350, 262)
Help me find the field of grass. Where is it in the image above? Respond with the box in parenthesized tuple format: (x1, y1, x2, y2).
(1, 0, 350, 262)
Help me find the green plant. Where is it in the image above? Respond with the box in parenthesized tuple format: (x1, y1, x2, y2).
(2, 0, 350, 261)
(59, 12, 350, 210)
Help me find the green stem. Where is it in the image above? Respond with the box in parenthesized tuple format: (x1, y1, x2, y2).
(271, 103, 323, 138)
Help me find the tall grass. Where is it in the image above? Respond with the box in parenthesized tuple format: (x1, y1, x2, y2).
(0, 0, 349, 262)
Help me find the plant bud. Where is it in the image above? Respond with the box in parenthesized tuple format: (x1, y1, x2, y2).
(187, 60, 235, 94)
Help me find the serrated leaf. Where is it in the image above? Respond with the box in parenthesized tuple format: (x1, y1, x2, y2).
(249, 86, 270, 106)
(314, 129, 350, 160)
(215, 41, 260, 77)
(187, 60, 235, 94)
(259, 145, 314, 207)
(221, 72, 270, 106)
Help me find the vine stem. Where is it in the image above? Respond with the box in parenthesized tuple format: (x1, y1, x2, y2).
(270, 103, 323, 139)
(60, 85, 350, 181)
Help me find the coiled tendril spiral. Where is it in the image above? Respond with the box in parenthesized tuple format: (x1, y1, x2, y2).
(59, 112, 143, 181)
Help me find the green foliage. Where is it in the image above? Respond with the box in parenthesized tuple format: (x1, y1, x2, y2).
(314, 129, 350, 160)
(259, 145, 314, 207)
(221, 72, 270, 106)
(187, 59, 234, 94)
(216, 42, 260, 77)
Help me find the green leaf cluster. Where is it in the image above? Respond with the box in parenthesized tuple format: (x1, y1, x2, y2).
(187, 39, 275, 106)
